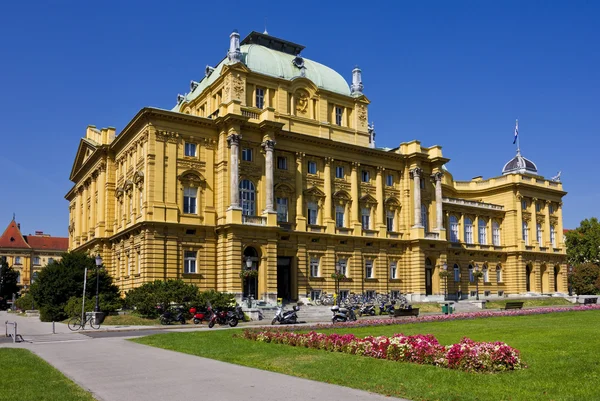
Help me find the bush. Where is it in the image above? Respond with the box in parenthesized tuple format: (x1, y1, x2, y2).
(196, 289, 236, 311)
(124, 280, 201, 318)
(15, 293, 34, 311)
(64, 295, 123, 318)
(571, 263, 600, 295)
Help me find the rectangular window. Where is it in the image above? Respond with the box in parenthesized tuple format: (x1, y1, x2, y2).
(450, 218, 459, 242)
(307, 202, 318, 225)
(337, 259, 347, 276)
(523, 221, 529, 244)
(522, 199, 527, 210)
(335, 205, 345, 228)
(469, 268, 474, 283)
(256, 87, 264, 109)
(33, 257, 40, 265)
(390, 290, 400, 300)
(242, 148, 253, 162)
(184, 250, 196, 274)
(276, 197, 288, 222)
(335, 166, 344, 179)
(137, 253, 141, 274)
(536, 202, 541, 213)
(549, 204, 554, 214)
(389, 261, 397, 279)
(492, 222, 501, 246)
(339, 290, 349, 300)
(366, 290, 376, 300)
(479, 221, 487, 244)
(310, 290, 321, 302)
(496, 268, 502, 283)
(307, 161, 317, 175)
(15, 257, 21, 265)
(386, 210, 395, 232)
(537, 223, 543, 244)
(365, 260, 374, 279)
(184, 143, 196, 157)
(310, 257, 320, 277)
(454, 267, 460, 282)
(361, 170, 370, 183)
(139, 189, 143, 212)
(335, 106, 343, 126)
(483, 268, 489, 283)
(183, 187, 197, 214)
(550, 226, 556, 247)
(361, 207, 370, 230)
(465, 222, 473, 244)
(277, 156, 287, 170)
(48, 258, 54, 264)
(386, 174, 393, 187)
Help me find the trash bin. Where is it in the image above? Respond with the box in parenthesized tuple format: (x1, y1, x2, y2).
(441, 303, 454, 315)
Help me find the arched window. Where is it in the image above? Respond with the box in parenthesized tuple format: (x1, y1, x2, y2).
(449, 216, 459, 242)
(496, 264, 502, 283)
(240, 180, 256, 216)
(453, 264, 460, 282)
(492, 221, 501, 246)
(464, 218, 473, 244)
(468, 265, 474, 282)
(478, 219, 487, 244)
(483, 265, 489, 282)
(421, 204, 429, 232)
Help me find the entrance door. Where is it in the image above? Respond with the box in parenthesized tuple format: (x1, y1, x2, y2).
(425, 258, 433, 295)
(554, 266, 559, 292)
(526, 265, 532, 292)
(277, 257, 292, 301)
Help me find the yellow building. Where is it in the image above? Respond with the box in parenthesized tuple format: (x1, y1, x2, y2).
(66, 30, 567, 303)
(0, 219, 68, 289)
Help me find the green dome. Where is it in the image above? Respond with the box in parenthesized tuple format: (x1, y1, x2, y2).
(173, 41, 351, 112)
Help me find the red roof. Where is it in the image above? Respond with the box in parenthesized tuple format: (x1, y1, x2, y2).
(25, 235, 68, 251)
(0, 220, 31, 249)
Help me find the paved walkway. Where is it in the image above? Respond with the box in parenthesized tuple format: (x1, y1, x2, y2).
(1, 312, 410, 401)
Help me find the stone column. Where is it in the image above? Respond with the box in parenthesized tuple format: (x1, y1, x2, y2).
(323, 158, 333, 230)
(82, 182, 89, 239)
(410, 168, 423, 227)
(97, 164, 106, 237)
(75, 187, 82, 243)
(544, 200, 552, 247)
(262, 139, 276, 213)
(516, 193, 524, 248)
(295, 153, 306, 230)
(90, 174, 97, 234)
(227, 133, 242, 209)
(350, 162, 360, 230)
(432, 171, 444, 231)
(376, 167, 385, 236)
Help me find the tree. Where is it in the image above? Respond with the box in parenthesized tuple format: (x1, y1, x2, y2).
(0, 260, 19, 309)
(30, 252, 121, 322)
(570, 263, 600, 295)
(565, 218, 600, 266)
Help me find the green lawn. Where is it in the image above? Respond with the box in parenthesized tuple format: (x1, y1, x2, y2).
(133, 309, 600, 401)
(0, 349, 96, 401)
(102, 314, 159, 326)
(410, 297, 573, 313)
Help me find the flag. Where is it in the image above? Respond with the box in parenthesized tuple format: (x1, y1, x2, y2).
(513, 120, 519, 144)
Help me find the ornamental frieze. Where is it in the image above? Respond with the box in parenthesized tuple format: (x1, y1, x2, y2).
(155, 130, 179, 144)
(306, 176, 324, 187)
(334, 181, 351, 192)
(177, 159, 206, 171)
(240, 162, 262, 178)
(275, 170, 294, 182)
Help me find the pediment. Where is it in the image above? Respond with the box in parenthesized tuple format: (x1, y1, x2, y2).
(385, 196, 400, 207)
(303, 186, 325, 198)
(69, 138, 99, 181)
(275, 183, 294, 194)
(333, 190, 351, 201)
(359, 194, 377, 204)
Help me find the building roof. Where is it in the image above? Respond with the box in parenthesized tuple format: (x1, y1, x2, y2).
(174, 31, 351, 111)
(0, 219, 31, 249)
(25, 235, 68, 252)
(502, 150, 538, 175)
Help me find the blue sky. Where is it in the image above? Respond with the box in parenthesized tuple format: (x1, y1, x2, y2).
(0, 1, 598, 237)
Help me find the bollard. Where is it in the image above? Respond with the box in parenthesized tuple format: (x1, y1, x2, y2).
(52, 321, 55, 334)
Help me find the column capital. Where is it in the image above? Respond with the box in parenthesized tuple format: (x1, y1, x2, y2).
(227, 133, 242, 147)
(324, 157, 334, 166)
(431, 171, 444, 182)
(261, 139, 276, 151)
(409, 167, 423, 178)
(377, 166, 385, 173)
(295, 152, 305, 162)
(351, 161, 360, 170)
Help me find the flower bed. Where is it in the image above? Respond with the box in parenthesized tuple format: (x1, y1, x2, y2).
(242, 330, 525, 373)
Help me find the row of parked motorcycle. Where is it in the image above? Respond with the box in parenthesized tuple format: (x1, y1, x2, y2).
(157, 305, 244, 328)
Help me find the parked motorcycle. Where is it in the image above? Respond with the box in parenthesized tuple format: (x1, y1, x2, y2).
(159, 306, 186, 325)
(271, 305, 299, 325)
(208, 308, 239, 328)
(379, 300, 396, 316)
(358, 303, 376, 317)
(189, 307, 212, 324)
(331, 305, 357, 323)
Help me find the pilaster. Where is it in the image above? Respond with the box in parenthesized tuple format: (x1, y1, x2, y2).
(295, 152, 306, 231)
(323, 157, 334, 232)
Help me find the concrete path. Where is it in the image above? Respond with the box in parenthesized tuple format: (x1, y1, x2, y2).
(1, 312, 410, 401)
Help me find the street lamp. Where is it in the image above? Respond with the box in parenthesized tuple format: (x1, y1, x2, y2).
(94, 255, 103, 312)
(244, 257, 253, 307)
(568, 265, 573, 296)
(474, 264, 481, 300)
(442, 262, 448, 301)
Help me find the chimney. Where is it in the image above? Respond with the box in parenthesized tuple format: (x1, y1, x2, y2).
(351, 66, 364, 96)
(227, 30, 242, 63)
(17, 223, 20, 229)
(35, 231, 43, 236)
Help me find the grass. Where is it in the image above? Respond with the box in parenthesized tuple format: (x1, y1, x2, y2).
(485, 297, 572, 309)
(0, 349, 96, 401)
(102, 314, 159, 326)
(133, 309, 600, 401)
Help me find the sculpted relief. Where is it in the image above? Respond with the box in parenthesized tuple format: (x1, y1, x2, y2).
(295, 90, 309, 115)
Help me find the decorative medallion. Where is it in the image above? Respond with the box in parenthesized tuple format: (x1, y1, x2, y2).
(295, 90, 309, 115)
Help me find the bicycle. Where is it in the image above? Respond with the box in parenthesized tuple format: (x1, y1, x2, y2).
(68, 314, 101, 331)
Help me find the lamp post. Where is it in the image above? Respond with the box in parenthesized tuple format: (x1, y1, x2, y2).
(568, 265, 573, 296)
(94, 255, 103, 312)
(244, 257, 253, 307)
(442, 262, 448, 301)
(335, 265, 341, 306)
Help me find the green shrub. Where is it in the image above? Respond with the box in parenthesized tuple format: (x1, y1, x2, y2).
(15, 293, 34, 311)
(63, 295, 122, 318)
(195, 289, 236, 311)
(124, 280, 201, 318)
(571, 263, 600, 295)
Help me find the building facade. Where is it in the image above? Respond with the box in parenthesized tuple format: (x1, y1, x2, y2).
(66, 31, 567, 302)
(0, 219, 68, 288)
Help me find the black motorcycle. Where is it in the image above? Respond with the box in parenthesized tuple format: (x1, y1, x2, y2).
(271, 305, 299, 325)
(159, 306, 186, 325)
(358, 303, 376, 317)
(331, 305, 357, 323)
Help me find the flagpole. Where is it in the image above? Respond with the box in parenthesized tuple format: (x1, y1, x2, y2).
(515, 119, 520, 154)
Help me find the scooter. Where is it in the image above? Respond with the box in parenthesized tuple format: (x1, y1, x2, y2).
(379, 301, 396, 316)
(208, 308, 239, 328)
(189, 307, 211, 324)
(331, 305, 357, 323)
(271, 305, 299, 325)
(358, 303, 376, 317)
(159, 306, 186, 325)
